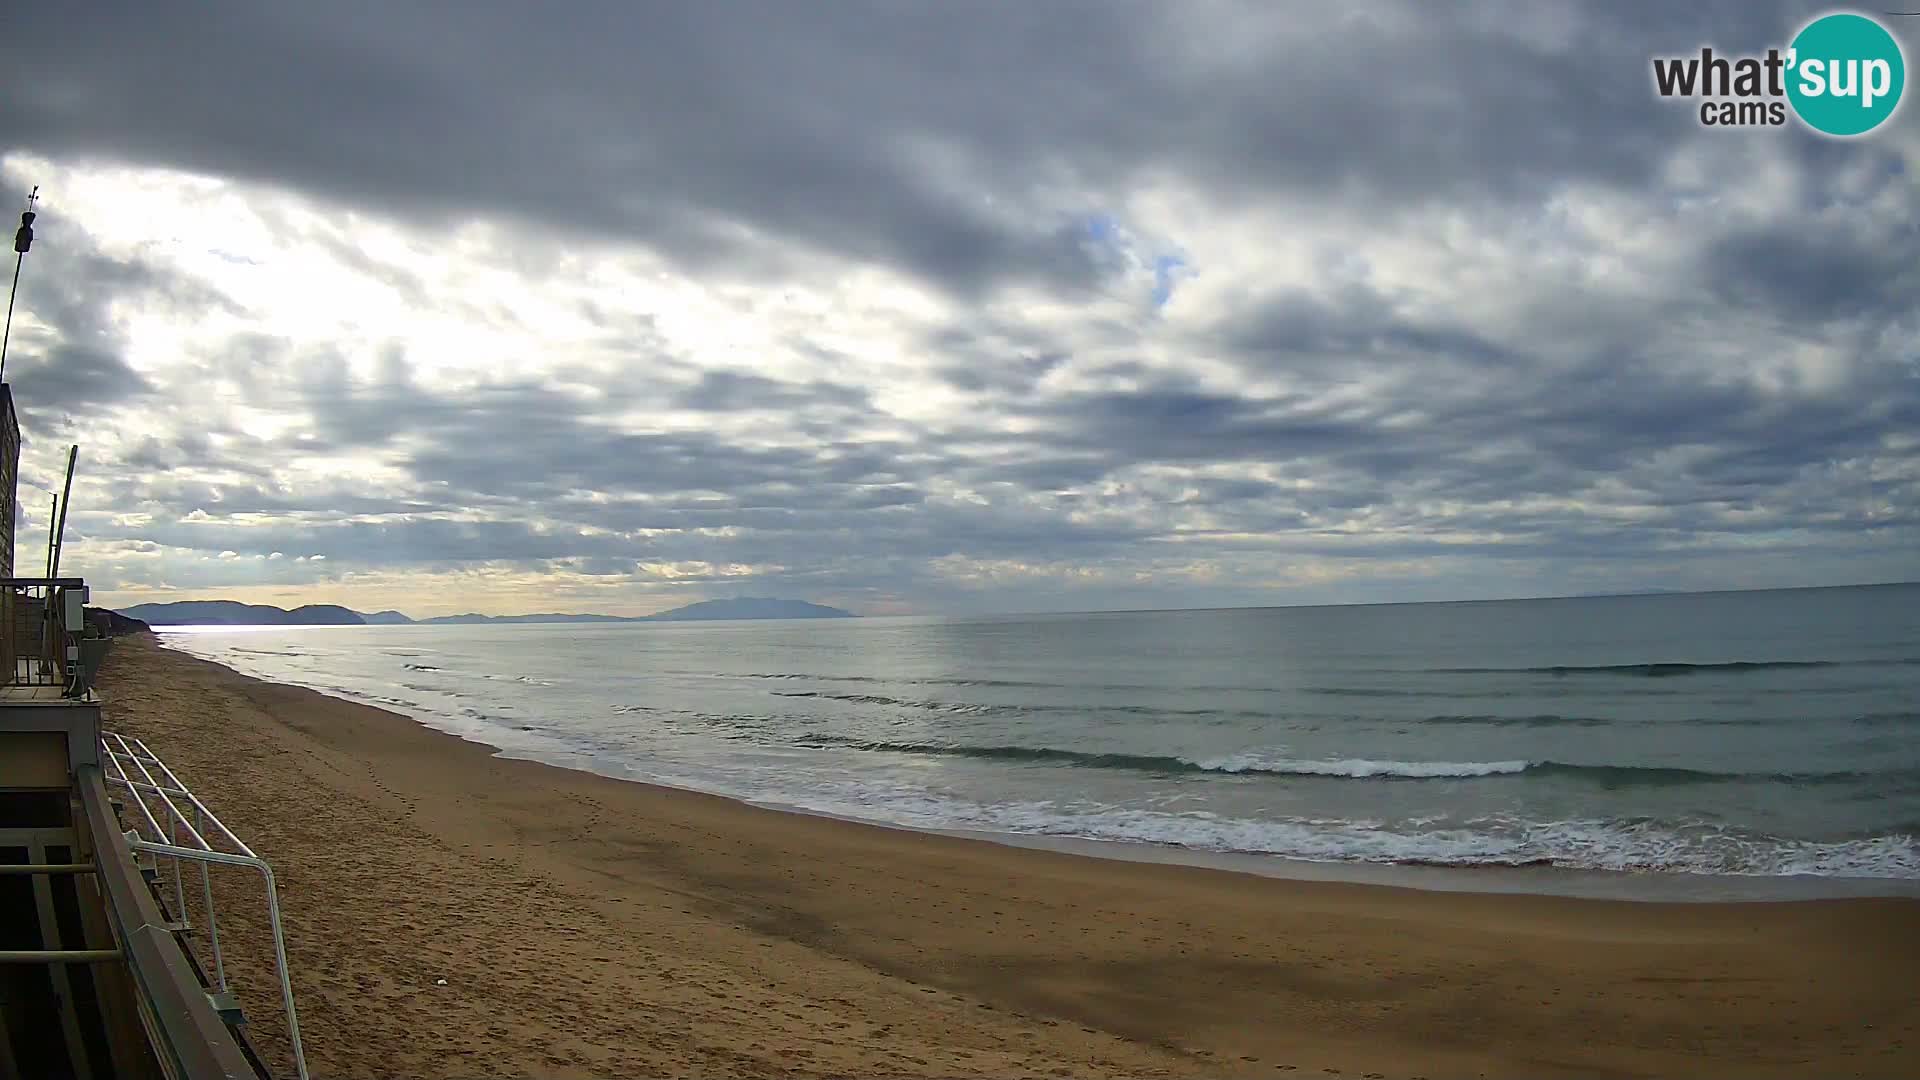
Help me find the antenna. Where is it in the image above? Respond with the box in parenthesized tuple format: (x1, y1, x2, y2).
(0, 186, 38, 385)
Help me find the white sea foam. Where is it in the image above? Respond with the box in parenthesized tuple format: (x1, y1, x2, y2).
(784, 792, 1920, 880)
(1188, 753, 1532, 778)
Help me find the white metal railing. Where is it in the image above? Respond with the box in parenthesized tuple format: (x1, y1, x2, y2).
(100, 730, 308, 1080)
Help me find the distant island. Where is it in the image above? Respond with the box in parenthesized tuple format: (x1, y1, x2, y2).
(115, 596, 855, 626)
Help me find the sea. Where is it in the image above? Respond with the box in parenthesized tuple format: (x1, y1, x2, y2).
(159, 583, 1920, 898)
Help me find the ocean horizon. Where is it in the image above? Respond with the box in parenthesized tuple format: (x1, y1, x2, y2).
(160, 582, 1920, 895)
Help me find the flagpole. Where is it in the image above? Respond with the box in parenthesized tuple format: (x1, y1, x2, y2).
(0, 186, 40, 385)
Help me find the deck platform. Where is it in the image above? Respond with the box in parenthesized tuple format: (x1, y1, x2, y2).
(1, 577, 270, 1078)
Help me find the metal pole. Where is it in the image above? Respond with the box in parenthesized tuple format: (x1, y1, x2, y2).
(0, 251, 22, 385)
(168, 807, 187, 926)
(43, 494, 55, 578)
(0, 949, 122, 963)
(257, 859, 308, 1080)
(49, 445, 76, 578)
(196, 803, 228, 992)
(0, 187, 38, 385)
(40, 495, 55, 669)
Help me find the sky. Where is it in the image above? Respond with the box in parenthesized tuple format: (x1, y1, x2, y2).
(0, 1, 1915, 618)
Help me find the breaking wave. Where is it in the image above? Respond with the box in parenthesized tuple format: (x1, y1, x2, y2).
(790, 738, 1894, 786)
(1431, 658, 1920, 677)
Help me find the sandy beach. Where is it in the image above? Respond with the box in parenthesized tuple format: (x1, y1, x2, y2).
(97, 634, 1920, 1080)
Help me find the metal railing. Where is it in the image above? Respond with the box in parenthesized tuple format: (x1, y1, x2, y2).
(73, 767, 261, 1080)
(0, 576, 92, 695)
(102, 730, 308, 1080)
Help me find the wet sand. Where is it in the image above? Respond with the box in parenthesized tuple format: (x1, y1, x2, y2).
(99, 634, 1920, 1079)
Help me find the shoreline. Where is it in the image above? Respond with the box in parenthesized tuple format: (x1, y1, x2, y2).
(158, 630, 1920, 905)
(106, 633, 1920, 1079)
(513, 746, 1920, 905)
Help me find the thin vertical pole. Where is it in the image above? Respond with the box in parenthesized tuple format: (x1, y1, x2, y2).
(197, 803, 227, 992)
(0, 187, 38, 385)
(0, 250, 23, 384)
(50, 445, 76, 578)
(258, 861, 309, 1080)
(168, 813, 186, 928)
(41, 494, 56, 676)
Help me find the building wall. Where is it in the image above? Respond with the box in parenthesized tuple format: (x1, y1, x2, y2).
(0, 386, 17, 579)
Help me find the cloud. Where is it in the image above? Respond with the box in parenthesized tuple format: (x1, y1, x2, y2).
(673, 370, 872, 414)
(0, 1, 1914, 616)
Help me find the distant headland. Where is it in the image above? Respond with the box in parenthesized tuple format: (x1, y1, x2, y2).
(114, 596, 856, 626)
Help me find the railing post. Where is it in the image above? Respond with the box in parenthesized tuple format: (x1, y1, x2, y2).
(195, 803, 227, 994)
(167, 805, 187, 927)
(258, 860, 306, 1080)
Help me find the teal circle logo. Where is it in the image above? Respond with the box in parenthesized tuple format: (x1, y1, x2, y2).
(1786, 13, 1906, 136)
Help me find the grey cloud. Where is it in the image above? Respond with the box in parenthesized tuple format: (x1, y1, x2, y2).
(674, 371, 871, 413)
(1703, 217, 1920, 324)
(7, 343, 153, 411)
(5, 1, 1917, 611)
(0, 222, 206, 430)
(3, 1, 1844, 298)
(1224, 287, 1524, 374)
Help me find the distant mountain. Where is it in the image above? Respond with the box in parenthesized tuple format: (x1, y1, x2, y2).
(115, 596, 854, 626)
(85, 607, 151, 636)
(643, 597, 853, 621)
(117, 601, 367, 626)
(417, 601, 853, 622)
(416, 612, 635, 624)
